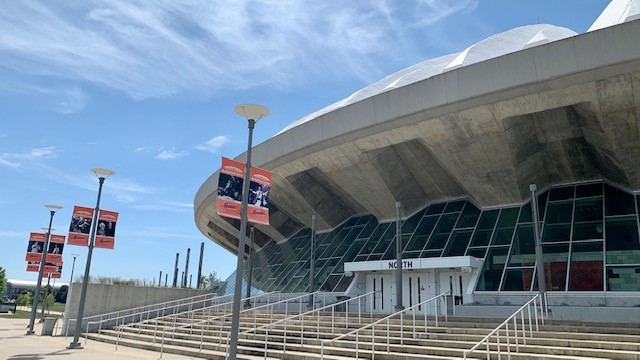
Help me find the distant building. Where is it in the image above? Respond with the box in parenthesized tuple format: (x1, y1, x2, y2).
(3, 279, 68, 300)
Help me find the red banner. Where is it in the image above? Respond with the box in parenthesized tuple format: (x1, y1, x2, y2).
(247, 165, 272, 225)
(68, 206, 94, 246)
(25, 232, 46, 262)
(95, 209, 118, 249)
(217, 157, 245, 221)
(26, 261, 39, 272)
(216, 157, 272, 225)
(44, 262, 63, 278)
(47, 234, 66, 264)
(26, 261, 58, 274)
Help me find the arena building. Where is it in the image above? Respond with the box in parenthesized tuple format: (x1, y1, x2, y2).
(195, 1, 640, 313)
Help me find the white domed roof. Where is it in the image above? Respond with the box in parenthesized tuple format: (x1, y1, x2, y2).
(589, 0, 640, 32)
(277, 24, 577, 135)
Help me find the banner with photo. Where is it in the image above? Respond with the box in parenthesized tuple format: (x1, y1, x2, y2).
(47, 234, 66, 264)
(95, 210, 118, 249)
(44, 262, 63, 279)
(247, 165, 272, 225)
(27, 261, 57, 274)
(25, 232, 46, 262)
(26, 261, 40, 272)
(68, 205, 94, 246)
(216, 157, 245, 220)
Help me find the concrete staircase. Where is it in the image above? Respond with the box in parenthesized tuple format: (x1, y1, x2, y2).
(85, 310, 640, 359)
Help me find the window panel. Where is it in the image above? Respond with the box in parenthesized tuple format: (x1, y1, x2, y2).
(605, 184, 636, 216)
(425, 203, 445, 215)
(542, 201, 573, 242)
(549, 186, 575, 201)
(470, 230, 492, 247)
(569, 241, 603, 291)
(476, 247, 509, 291)
(402, 209, 427, 233)
(572, 198, 604, 241)
(444, 200, 465, 213)
(491, 208, 518, 245)
(456, 202, 481, 228)
(518, 203, 532, 223)
(466, 247, 488, 259)
(501, 268, 534, 291)
(542, 243, 569, 291)
(538, 191, 549, 223)
(443, 230, 473, 257)
(605, 216, 640, 265)
(575, 183, 602, 198)
(507, 224, 535, 267)
(606, 266, 640, 291)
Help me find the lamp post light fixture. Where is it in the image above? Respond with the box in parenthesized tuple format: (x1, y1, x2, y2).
(68, 168, 115, 349)
(228, 104, 269, 360)
(69, 254, 79, 285)
(26, 204, 62, 335)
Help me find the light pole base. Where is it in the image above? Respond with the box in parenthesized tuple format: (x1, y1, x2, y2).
(25, 330, 35, 335)
(243, 302, 252, 309)
(395, 305, 405, 311)
(67, 342, 83, 349)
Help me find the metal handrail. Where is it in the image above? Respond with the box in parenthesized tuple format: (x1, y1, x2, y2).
(320, 291, 451, 359)
(109, 291, 278, 351)
(242, 291, 377, 359)
(241, 290, 376, 332)
(65, 291, 233, 338)
(157, 291, 321, 358)
(463, 294, 544, 359)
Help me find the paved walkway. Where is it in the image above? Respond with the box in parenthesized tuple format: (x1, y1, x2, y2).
(0, 318, 196, 360)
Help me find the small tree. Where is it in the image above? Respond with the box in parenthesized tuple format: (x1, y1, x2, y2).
(200, 271, 222, 289)
(40, 293, 54, 312)
(0, 267, 7, 297)
(55, 285, 68, 303)
(16, 292, 31, 306)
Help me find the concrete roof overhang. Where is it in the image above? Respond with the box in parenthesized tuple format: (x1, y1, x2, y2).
(195, 19, 640, 256)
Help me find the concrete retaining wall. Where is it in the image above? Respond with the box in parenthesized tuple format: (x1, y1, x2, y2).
(63, 283, 212, 335)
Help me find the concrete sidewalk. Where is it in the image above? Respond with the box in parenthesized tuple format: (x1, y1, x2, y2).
(0, 318, 196, 359)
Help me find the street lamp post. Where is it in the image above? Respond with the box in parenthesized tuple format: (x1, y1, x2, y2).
(68, 168, 115, 349)
(69, 254, 79, 286)
(308, 214, 316, 309)
(40, 227, 54, 321)
(244, 227, 255, 308)
(530, 184, 547, 309)
(228, 104, 269, 360)
(27, 204, 62, 335)
(395, 202, 404, 311)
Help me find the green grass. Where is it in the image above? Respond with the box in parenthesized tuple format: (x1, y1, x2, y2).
(0, 310, 63, 319)
(48, 302, 66, 312)
(0, 310, 33, 319)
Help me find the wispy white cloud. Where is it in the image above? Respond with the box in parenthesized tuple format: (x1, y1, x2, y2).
(52, 87, 88, 114)
(0, 1, 476, 100)
(155, 149, 188, 160)
(195, 136, 230, 153)
(0, 146, 60, 170)
(414, 0, 478, 27)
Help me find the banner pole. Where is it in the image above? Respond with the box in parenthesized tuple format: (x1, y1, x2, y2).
(27, 206, 60, 335)
(69, 173, 108, 349)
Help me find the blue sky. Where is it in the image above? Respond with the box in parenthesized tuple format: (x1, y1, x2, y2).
(0, 0, 610, 284)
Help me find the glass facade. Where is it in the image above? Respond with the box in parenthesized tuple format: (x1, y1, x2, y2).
(249, 182, 640, 293)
